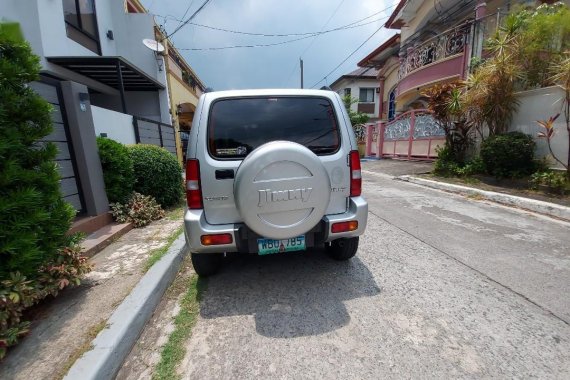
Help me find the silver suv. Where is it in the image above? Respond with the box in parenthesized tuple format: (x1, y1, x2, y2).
(184, 89, 368, 276)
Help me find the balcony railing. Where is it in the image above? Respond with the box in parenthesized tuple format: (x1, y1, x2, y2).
(398, 24, 471, 80)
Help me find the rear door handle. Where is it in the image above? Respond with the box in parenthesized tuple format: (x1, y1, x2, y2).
(215, 169, 234, 180)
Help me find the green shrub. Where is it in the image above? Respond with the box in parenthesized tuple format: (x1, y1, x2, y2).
(530, 171, 569, 194)
(480, 132, 535, 178)
(128, 144, 183, 208)
(110, 192, 165, 227)
(97, 137, 134, 203)
(433, 144, 461, 176)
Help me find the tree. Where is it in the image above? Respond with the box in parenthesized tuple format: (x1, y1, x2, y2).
(0, 23, 75, 279)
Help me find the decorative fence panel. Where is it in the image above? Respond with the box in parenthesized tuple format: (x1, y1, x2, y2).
(366, 109, 445, 160)
(133, 116, 177, 156)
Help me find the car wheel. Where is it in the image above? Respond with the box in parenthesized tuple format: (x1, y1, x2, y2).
(325, 237, 359, 261)
(191, 252, 223, 277)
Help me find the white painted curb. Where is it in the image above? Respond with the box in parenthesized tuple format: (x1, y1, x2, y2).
(398, 176, 570, 222)
(64, 234, 187, 380)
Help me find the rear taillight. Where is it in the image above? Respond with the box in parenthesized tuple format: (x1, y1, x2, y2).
(186, 159, 203, 209)
(331, 221, 358, 233)
(349, 150, 362, 197)
(200, 233, 233, 246)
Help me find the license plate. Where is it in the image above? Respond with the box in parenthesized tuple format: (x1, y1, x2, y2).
(257, 236, 306, 255)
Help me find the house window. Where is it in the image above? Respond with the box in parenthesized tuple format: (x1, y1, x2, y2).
(63, 0, 100, 54)
(388, 89, 396, 121)
(359, 88, 374, 103)
(344, 88, 351, 97)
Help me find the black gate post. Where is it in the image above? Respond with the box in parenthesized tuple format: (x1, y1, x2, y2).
(132, 117, 141, 143)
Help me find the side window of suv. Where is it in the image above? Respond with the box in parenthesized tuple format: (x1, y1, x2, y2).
(208, 96, 340, 159)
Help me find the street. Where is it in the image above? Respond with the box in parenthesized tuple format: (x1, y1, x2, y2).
(176, 161, 570, 379)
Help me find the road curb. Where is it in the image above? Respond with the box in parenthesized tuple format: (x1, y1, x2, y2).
(64, 234, 188, 380)
(398, 175, 570, 222)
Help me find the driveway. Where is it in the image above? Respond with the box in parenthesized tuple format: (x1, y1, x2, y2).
(175, 161, 570, 379)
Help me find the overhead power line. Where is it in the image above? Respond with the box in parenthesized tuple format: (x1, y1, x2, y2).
(177, 34, 317, 51)
(152, 5, 395, 38)
(166, 0, 213, 39)
(175, 16, 391, 51)
(310, 25, 387, 89)
(176, 0, 196, 31)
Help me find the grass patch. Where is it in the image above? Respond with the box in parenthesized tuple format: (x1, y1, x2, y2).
(144, 225, 184, 272)
(152, 275, 206, 380)
(466, 193, 485, 201)
(166, 203, 186, 221)
(56, 320, 108, 380)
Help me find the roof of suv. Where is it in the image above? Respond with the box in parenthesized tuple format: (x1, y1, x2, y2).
(202, 89, 339, 100)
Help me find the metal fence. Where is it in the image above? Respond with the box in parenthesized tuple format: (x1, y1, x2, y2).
(132, 116, 177, 156)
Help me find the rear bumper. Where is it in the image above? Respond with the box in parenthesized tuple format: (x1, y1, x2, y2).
(184, 196, 368, 254)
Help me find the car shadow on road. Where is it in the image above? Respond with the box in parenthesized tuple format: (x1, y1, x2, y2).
(198, 247, 380, 338)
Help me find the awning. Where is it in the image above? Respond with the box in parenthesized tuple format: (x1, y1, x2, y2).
(46, 56, 164, 91)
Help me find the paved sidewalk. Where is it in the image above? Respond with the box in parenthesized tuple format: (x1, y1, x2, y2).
(362, 158, 433, 177)
(0, 217, 182, 380)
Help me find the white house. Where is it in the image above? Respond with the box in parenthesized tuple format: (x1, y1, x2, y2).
(2, 0, 176, 226)
(330, 67, 380, 122)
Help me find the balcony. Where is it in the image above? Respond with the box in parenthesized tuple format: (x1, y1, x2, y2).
(397, 24, 470, 98)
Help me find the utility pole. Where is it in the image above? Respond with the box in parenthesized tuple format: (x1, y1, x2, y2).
(300, 58, 304, 89)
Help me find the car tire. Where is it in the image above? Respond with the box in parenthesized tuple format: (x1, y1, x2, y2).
(191, 252, 223, 277)
(325, 237, 359, 261)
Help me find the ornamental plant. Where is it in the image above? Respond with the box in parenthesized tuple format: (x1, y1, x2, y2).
(110, 192, 165, 228)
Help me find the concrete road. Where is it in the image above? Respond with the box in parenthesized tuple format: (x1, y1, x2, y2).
(178, 162, 570, 379)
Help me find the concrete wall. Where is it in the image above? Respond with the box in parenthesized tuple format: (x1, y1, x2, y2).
(4, 0, 169, 122)
(92, 106, 136, 145)
(331, 77, 380, 120)
(509, 86, 569, 170)
(170, 75, 200, 109)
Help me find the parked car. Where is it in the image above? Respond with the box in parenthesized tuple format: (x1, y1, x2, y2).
(184, 89, 368, 276)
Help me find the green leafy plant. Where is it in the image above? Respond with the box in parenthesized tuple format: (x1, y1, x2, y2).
(128, 145, 183, 208)
(96, 137, 135, 203)
(342, 95, 370, 144)
(110, 192, 165, 228)
(530, 171, 569, 194)
(0, 240, 92, 359)
(480, 132, 536, 178)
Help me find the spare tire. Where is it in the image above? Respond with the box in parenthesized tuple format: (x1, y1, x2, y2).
(234, 141, 331, 239)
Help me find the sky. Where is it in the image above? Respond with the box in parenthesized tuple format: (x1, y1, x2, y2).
(141, 0, 399, 90)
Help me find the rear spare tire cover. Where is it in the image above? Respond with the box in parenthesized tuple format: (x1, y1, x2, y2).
(234, 141, 331, 239)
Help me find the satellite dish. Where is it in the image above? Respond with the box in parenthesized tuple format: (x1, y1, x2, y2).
(143, 38, 165, 53)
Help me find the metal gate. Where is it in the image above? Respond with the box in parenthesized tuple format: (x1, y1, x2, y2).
(132, 116, 177, 156)
(30, 80, 85, 213)
(366, 109, 446, 160)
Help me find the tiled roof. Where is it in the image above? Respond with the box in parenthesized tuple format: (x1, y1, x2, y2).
(346, 67, 380, 77)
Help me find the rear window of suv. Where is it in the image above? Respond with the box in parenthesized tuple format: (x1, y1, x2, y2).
(208, 96, 340, 159)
